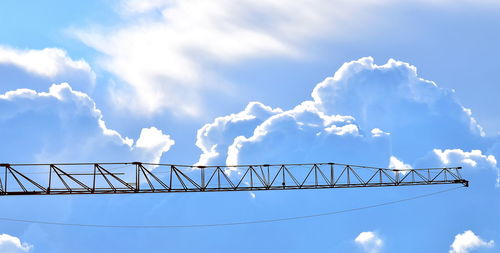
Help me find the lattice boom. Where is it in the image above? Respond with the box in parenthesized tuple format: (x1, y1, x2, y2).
(0, 162, 468, 196)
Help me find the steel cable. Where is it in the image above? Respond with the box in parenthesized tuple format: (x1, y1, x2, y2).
(0, 186, 464, 229)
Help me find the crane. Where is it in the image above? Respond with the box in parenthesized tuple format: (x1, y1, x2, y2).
(0, 162, 468, 196)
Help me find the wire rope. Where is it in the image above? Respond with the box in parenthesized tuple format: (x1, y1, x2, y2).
(0, 186, 464, 229)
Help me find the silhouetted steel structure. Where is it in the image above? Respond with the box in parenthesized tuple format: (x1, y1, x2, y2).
(0, 162, 468, 196)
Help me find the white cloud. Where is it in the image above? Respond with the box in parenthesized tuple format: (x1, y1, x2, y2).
(0, 83, 174, 164)
(429, 149, 499, 186)
(0, 46, 92, 78)
(192, 56, 500, 188)
(0, 46, 95, 92)
(135, 127, 175, 163)
(324, 123, 360, 136)
(311, 57, 485, 141)
(355, 231, 383, 253)
(449, 230, 494, 253)
(371, 128, 390, 138)
(224, 101, 389, 166)
(0, 234, 32, 253)
(73, 0, 500, 117)
(196, 101, 282, 165)
(73, 0, 392, 116)
(433, 149, 497, 168)
(196, 57, 494, 174)
(389, 156, 413, 171)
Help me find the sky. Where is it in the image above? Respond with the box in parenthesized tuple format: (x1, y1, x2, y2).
(0, 0, 500, 252)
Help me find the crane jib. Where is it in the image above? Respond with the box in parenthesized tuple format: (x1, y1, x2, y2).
(0, 162, 468, 196)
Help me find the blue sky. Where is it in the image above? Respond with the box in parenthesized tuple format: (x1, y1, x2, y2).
(0, 0, 499, 252)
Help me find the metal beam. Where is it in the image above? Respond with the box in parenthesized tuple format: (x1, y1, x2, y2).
(0, 162, 468, 196)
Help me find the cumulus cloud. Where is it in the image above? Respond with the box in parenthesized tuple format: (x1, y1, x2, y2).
(224, 101, 389, 166)
(0, 83, 174, 163)
(433, 149, 497, 168)
(195, 57, 499, 186)
(135, 127, 175, 163)
(0, 46, 95, 92)
(196, 101, 282, 165)
(0, 234, 32, 253)
(449, 230, 494, 253)
(311, 57, 485, 159)
(417, 148, 499, 185)
(354, 231, 383, 253)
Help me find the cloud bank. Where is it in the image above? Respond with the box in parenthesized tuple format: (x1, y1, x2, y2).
(195, 57, 499, 184)
(0, 83, 174, 163)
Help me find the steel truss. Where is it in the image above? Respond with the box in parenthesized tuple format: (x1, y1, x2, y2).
(0, 162, 468, 196)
